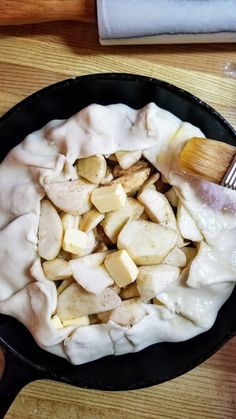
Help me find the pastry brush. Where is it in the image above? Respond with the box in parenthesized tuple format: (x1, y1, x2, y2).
(179, 137, 236, 189)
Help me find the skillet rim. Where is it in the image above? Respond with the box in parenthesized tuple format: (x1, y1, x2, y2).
(0, 72, 236, 391)
(0, 73, 236, 141)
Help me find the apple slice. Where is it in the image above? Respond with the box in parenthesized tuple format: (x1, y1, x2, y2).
(110, 167, 151, 196)
(42, 258, 72, 280)
(138, 187, 177, 231)
(109, 284, 121, 295)
(181, 247, 198, 265)
(97, 298, 146, 326)
(57, 283, 121, 320)
(120, 283, 139, 300)
(38, 199, 63, 260)
(113, 160, 149, 178)
(163, 247, 186, 267)
(81, 230, 96, 256)
(137, 264, 180, 302)
(137, 172, 160, 197)
(115, 150, 142, 169)
(80, 209, 105, 233)
(138, 187, 184, 247)
(177, 203, 202, 242)
(117, 219, 178, 265)
(165, 187, 178, 207)
(60, 213, 80, 231)
(100, 166, 113, 185)
(62, 316, 90, 327)
(102, 197, 144, 243)
(57, 278, 75, 296)
(44, 179, 96, 215)
(77, 155, 107, 184)
(69, 252, 113, 294)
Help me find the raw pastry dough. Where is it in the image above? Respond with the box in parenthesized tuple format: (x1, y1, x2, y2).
(0, 103, 235, 365)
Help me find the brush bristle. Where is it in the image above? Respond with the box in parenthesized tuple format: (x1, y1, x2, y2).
(179, 137, 236, 185)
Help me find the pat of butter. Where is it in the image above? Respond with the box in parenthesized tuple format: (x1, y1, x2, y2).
(62, 228, 88, 255)
(62, 316, 90, 327)
(80, 209, 105, 233)
(61, 213, 80, 231)
(91, 184, 126, 213)
(104, 249, 138, 287)
(51, 314, 64, 329)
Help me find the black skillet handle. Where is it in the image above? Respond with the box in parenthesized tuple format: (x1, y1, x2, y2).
(0, 349, 42, 418)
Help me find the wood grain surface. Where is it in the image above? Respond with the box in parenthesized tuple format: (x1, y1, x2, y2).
(0, 20, 236, 419)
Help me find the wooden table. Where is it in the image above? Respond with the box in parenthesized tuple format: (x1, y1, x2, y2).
(0, 20, 236, 419)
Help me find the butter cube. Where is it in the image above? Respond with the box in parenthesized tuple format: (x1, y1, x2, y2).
(61, 213, 80, 231)
(62, 228, 88, 255)
(91, 184, 126, 213)
(104, 249, 138, 287)
(80, 209, 105, 233)
(51, 314, 64, 329)
(62, 316, 90, 327)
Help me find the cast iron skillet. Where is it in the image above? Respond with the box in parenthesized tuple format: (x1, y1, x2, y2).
(0, 73, 236, 418)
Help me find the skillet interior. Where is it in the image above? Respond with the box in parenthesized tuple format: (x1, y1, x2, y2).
(0, 73, 236, 391)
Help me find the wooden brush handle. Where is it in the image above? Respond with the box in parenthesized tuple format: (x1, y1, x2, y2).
(0, 0, 96, 25)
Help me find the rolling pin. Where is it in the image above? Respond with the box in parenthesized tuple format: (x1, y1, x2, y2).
(0, 0, 96, 25)
(0, 0, 236, 45)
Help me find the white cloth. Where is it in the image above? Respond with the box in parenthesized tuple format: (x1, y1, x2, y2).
(97, 0, 236, 45)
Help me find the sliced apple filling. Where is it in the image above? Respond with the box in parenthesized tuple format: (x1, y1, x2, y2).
(37, 150, 202, 330)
